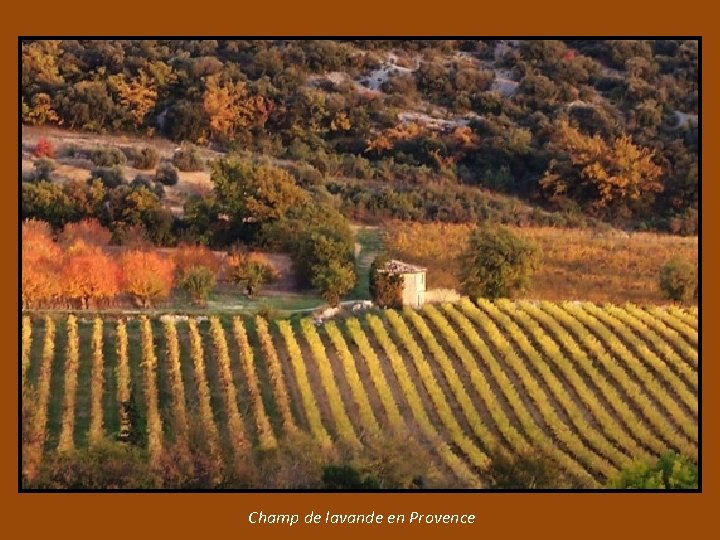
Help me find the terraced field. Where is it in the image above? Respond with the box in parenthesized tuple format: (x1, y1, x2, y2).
(21, 299, 699, 488)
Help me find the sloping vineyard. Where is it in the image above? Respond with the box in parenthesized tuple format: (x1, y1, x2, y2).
(21, 301, 699, 488)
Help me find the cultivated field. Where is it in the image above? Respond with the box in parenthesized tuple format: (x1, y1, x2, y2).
(386, 222, 699, 305)
(22, 299, 699, 488)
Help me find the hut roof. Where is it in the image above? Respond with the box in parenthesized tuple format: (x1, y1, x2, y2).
(383, 259, 426, 274)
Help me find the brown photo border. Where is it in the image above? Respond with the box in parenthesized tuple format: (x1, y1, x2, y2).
(3, 2, 713, 538)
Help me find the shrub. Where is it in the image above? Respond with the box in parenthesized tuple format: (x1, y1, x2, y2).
(59, 144, 80, 159)
(286, 138, 311, 160)
(254, 302, 285, 321)
(111, 223, 153, 248)
(255, 431, 333, 489)
(34, 137, 55, 158)
(33, 158, 56, 182)
(459, 225, 540, 300)
(172, 143, 204, 172)
(59, 218, 112, 247)
(659, 257, 697, 303)
(90, 165, 126, 188)
(485, 447, 581, 489)
(322, 465, 379, 489)
(127, 146, 160, 169)
(155, 163, 179, 186)
(131, 174, 165, 199)
(342, 154, 374, 179)
(89, 147, 127, 167)
(131, 174, 153, 190)
(609, 452, 698, 489)
(152, 182, 166, 200)
(290, 162, 324, 186)
(352, 433, 441, 488)
(27, 440, 157, 489)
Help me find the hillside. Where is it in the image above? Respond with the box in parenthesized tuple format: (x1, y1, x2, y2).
(22, 300, 699, 489)
(22, 39, 699, 233)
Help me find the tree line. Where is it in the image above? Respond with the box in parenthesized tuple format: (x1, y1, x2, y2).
(23, 154, 359, 308)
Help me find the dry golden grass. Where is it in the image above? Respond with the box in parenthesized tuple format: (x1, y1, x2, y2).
(386, 222, 698, 305)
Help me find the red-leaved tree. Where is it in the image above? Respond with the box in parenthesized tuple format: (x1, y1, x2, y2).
(58, 219, 112, 248)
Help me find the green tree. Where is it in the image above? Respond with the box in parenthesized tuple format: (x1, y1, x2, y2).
(112, 187, 174, 246)
(659, 257, 698, 303)
(459, 226, 540, 300)
(609, 452, 698, 489)
(211, 158, 309, 244)
(22, 181, 75, 229)
(312, 259, 356, 307)
(179, 265, 217, 306)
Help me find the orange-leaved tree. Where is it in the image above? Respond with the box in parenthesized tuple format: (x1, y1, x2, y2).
(62, 241, 120, 309)
(22, 220, 61, 309)
(172, 244, 221, 280)
(203, 76, 272, 142)
(540, 120, 663, 218)
(109, 69, 158, 130)
(121, 250, 175, 308)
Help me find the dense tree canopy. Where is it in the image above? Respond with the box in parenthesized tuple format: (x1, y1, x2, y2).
(21, 39, 699, 233)
(459, 226, 540, 300)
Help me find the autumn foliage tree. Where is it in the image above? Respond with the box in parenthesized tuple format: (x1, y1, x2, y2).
(110, 70, 157, 130)
(540, 120, 663, 218)
(203, 76, 272, 142)
(58, 219, 112, 247)
(172, 244, 221, 278)
(22, 220, 61, 309)
(62, 241, 120, 309)
(121, 250, 175, 308)
(23, 93, 61, 126)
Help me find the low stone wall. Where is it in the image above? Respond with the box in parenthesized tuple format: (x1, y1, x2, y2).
(422, 288, 462, 304)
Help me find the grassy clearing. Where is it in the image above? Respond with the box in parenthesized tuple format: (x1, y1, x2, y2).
(205, 290, 325, 313)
